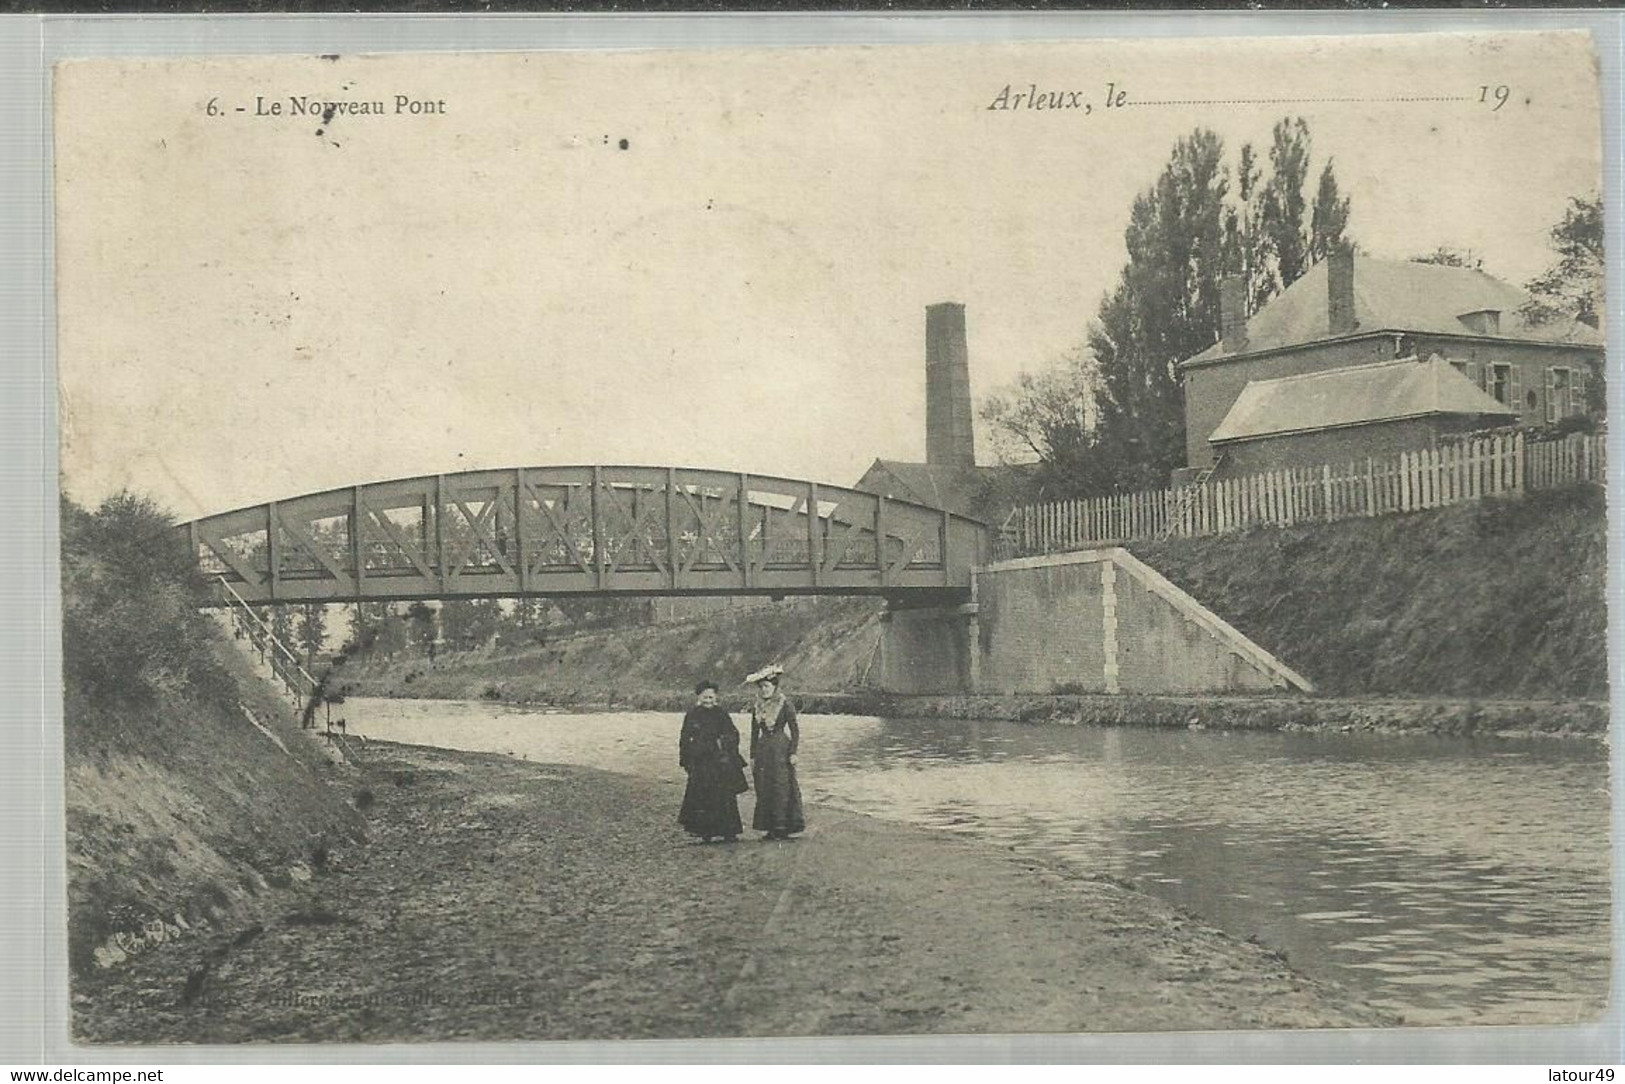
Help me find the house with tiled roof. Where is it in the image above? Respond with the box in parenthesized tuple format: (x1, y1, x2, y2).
(1207, 355, 1520, 475)
(1179, 249, 1603, 478)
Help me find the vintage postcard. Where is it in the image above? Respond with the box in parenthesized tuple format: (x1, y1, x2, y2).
(53, 31, 1610, 1046)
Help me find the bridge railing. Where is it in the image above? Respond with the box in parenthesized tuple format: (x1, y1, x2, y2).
(183, 465, 988, 605)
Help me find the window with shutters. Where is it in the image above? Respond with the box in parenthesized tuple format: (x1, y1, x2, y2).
(1546, 367, 1573, 422)
(1488, 363, 1513, 406)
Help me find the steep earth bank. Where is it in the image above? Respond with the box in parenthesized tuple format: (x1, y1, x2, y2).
(62, 496, 365, 983)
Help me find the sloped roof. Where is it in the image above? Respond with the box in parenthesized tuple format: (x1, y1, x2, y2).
(1208, 355, 1519, 445)
(855, 460, 1040, 524)
(1185, 256, 1603, 368)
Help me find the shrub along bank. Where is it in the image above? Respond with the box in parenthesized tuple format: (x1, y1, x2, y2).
(62, 495, 364, 981)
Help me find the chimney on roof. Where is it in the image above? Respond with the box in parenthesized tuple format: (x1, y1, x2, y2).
(1328, 247, 1357, 336)
(926, 302, 976, 468)
(1219, 276, 1249, 353)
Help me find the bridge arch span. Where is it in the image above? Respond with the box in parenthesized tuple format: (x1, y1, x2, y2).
(181, 465, 990, 606)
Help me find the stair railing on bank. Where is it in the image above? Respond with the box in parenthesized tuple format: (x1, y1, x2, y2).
(1008, 430, 1606, 557)
(215, 574, 320, 711)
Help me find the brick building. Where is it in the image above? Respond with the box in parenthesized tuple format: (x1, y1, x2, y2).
(1179, 250, 1604, 478)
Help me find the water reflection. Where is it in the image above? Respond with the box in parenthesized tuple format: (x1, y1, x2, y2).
(348, 699, 1609, 1026)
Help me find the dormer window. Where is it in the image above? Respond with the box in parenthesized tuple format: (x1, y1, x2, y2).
(1458, 309, 1502, 335)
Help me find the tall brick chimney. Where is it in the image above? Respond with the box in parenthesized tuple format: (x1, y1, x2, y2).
(1219, 276, 1249, 353)
(1328, 247, 1357, 336)
(925, 302, 976, 468)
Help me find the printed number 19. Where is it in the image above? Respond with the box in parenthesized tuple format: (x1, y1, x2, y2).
(1479, 85, 1510, 110)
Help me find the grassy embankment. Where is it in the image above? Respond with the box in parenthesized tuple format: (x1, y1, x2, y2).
(1129, 486, 1608, 701)
(62, 495, 364, 984)
(336, 486, 1608, 734)
(335, 595, 891, 713)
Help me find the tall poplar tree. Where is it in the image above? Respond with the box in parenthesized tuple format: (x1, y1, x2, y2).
(983, 117, 1353, 496)
(1259, 118, 1313, 291)
(1309, 161, 1352, 265)
(1084, 128, 1230, 491)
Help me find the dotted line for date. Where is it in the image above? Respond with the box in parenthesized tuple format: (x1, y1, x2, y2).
(1126, 96, 1474, 106)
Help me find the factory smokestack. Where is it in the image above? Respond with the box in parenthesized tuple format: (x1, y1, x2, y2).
(925, 302, 976, 468)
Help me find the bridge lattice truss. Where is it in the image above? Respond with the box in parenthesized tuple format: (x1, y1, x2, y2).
(183, 466, 989, 606)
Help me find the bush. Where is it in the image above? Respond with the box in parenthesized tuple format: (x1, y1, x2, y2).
(61, 492, 233, 722)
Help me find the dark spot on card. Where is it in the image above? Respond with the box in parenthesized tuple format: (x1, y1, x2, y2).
(321, 105, 337, 125)
(320, 54, 340, 62)
(618, 138, 630, 150)
(315, 128, 324, 137)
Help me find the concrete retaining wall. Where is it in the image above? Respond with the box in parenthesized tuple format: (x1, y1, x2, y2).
(877, 548, 1312, 696)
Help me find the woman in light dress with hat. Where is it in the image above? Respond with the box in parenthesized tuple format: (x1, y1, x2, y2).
(745, 664, 805, 841)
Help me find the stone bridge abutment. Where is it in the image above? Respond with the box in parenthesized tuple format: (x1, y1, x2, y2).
(877, 548, 1312, 697)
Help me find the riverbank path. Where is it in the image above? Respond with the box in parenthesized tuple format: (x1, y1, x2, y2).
(73, 742, 1386, 1043)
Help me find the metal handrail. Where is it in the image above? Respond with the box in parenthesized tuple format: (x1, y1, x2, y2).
(216, 574, 319, 703)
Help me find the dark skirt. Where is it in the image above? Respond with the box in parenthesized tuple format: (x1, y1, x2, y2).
(751, 729, 805, 835)
(678, 762, 743, 839)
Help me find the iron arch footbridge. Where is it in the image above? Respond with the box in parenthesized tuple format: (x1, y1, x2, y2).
(181, 465, 991, 607)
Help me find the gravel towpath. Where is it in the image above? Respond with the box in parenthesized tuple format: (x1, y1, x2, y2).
(74, 741, 1387, 1044)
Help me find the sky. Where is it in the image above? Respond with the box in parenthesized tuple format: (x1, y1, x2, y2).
(54, 31, 1604, 520)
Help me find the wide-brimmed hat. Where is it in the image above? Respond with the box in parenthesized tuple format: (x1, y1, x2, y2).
(745, 663, 785, 685)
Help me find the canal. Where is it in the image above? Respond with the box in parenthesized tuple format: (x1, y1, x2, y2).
(347, 698, 1611, 1027)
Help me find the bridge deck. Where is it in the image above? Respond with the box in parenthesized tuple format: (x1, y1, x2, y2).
(181, 465, 989, 606)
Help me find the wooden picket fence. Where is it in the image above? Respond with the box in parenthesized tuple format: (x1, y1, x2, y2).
(1005, 431, 1607, 557)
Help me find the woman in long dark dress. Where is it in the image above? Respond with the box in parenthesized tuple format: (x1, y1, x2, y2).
(747, 665, 804, 841)
(677, 680, 745, 843)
